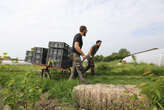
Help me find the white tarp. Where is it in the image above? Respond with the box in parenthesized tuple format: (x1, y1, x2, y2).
(1, 60, 31, 65)
(123, 49, 164, 66)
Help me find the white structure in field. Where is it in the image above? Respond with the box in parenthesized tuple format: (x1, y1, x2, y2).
(1, 60, 31, 65)
(123, 49, 164, 66)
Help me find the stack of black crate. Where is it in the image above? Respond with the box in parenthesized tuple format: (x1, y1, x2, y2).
(47, 41, 72, 68)
(32, 47, 48, 64)
(67, 46, 73, 66)
(25, 51, 34, 63)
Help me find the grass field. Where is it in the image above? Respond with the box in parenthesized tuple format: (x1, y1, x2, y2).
(0, 61, 164, 109)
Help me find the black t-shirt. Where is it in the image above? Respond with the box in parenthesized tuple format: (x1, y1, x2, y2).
(72, 33, 83, 55)
(90, 44, 100, 57)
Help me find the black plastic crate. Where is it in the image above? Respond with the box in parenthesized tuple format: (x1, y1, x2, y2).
(46, 55, 57, 64)
(47, 48, 68, 57)
(48, 61, 71, 68)
(68, 47, 73, 60)
(25, 57, 33, 63)
(34, 53, 42, 59)
(46, 55, 72, 68)
(26, 51, 33, 57)
(25, 51, 35, 63)
(34, 59, 42, 64)
(57, 49, 68, 56)
(48, 41, 69, 50)
(47, 48, 58, 56)
(68, 47, 73, 54)
(46, 55, 67, 64)
(32, 48, 48, 64)
(61, 59, 72, 68)
(33, 47, 47, 54)
(25, 56, 28, 61)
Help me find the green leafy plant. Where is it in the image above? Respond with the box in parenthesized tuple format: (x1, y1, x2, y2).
(0, 72, 42, 110)
(141, 76, 164, 110)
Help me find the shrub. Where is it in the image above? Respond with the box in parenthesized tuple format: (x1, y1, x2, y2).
(141, 76, 164, 109)
(95, 62, 112, 74)
(0, 71, 42, 110)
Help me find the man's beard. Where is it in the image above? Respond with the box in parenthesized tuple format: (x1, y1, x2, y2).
(83, 32, 86, 36)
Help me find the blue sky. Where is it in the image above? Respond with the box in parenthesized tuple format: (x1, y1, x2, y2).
(132, 23, 164, 36)
(0, 0, 164, 59)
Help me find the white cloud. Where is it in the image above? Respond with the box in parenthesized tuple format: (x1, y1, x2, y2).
(0, 0, 164, 58)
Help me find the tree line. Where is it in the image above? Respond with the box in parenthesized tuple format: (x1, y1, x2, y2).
(0, 52, 19, 64)
(94, 48, 130, 62)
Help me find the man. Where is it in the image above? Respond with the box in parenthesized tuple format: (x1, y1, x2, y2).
(69, 25, 88, 84)
(84, 40, 102, 76)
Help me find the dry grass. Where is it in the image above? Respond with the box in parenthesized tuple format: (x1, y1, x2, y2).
(73, 84, 152, 110)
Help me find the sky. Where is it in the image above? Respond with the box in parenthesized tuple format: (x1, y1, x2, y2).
(0, 0, 164, 59)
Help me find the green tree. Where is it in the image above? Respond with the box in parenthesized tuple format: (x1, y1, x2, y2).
(3, 56, 11, 60)
(3, 52, 8, 56)
(103, 48, 131, 62)
(118, 48, 130, 59)
(2, 52, 12, 60)
(94, 55, 104, 62)
(104, 52, 120, 62)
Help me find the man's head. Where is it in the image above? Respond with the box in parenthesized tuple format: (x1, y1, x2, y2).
(96, 40, 102, 46)
(80, 25, 87, 36)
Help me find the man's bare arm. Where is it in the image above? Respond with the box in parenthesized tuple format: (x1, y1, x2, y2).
(74, 42, 85, 56)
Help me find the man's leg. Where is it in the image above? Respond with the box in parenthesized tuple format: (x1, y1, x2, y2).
(84, 57, 93, 73)
(69, 59, 76, 80)
(91, 65, 95, 76)
(74, 68, 78, 78)
(90, 58, 95, 75)
(74, 54, 88, 84)
(75, 63, 88, 84)
(83, 62, 90, 73)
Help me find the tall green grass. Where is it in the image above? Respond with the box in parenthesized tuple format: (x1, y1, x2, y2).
(0, 65, 79, 108)
(0, 62, 164, 109)
(95, 61, 164, 76)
